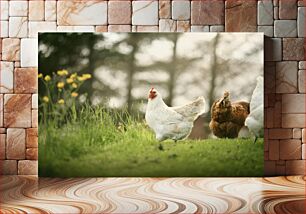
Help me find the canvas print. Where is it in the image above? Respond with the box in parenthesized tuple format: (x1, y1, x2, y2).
(38, 33, 264, 177)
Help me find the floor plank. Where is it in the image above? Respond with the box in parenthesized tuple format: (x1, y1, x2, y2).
(0, 176, 305, 213)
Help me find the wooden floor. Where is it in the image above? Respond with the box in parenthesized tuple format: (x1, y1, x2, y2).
(0, 176, 305, 214)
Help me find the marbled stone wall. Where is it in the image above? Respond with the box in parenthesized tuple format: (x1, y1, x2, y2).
(0, 0, 305, 176)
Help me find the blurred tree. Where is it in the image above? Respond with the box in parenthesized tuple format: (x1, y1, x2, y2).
(39, 33, 117, 104)
(135, 34, 202, 106)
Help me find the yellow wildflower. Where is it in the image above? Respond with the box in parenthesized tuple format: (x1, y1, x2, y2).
(77, 76, 85, 81)
(57, 69, 69, 76)
(58, 99, 65, 104)
(38, 73, 43, 78)
(57, 82, 65, 89)
(71, 92, 78, 97)
(70, 73, 77, 79)
(82, 74, 92, 80)
(66, 78, 73, 84)
(44, 75, 51, 81)
(42, 96, 49, 103)
(72, 83, 78, 88)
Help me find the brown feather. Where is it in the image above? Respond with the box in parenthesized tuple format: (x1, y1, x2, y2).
(209, 92, 249, 138)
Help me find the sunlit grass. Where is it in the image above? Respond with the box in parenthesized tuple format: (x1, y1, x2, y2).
(39, 106, 264, 177)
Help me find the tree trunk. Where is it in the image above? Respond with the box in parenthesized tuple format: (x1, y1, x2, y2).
(127, 43, 136, 113)
(207, 34, 220, 109)
(167, 35, 178, 106)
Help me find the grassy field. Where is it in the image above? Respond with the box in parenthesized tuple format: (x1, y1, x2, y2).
(39, 106, 264, 177)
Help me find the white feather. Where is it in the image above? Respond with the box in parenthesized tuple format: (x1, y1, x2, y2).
(245, 76, 264, 138)
(145, 89, 206, 141)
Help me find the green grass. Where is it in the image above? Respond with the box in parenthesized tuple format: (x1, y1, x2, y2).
(39, 106, 264, 177)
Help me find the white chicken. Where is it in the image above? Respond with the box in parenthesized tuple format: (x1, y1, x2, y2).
(145, 88, 206, 142)
(245, 76, 264, 142)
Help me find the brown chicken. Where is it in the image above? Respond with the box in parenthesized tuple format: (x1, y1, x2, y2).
(209, 91, 249, 138)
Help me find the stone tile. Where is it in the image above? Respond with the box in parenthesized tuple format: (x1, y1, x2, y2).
(297, 7, 305, 37)
(0, 1, 9, 20)
(2, 38, 20, 61)
(275, 164, 285, 175)
(136, 26, 159, 32)
(210, 25, 225, 32)
(283, 38, 305, 61)
(0, 160, 17, 175)
(4, 94, 31, 128)
(279, 0, 297, 19)
(57, 1, 107, 25)
(298, 70, 305, 93)
(32, 110, 38, 128)
(0, 128, 6, 134)
(286, 160, 305, 175)
(257, 0, 273, 25)
(108, 1, 131, 24)
(132, 26, 136, 32)
(274, 100, 282, 128)
(159, 1, 171, 19)
(6, 128, 26, 159)
(108, 25, 131, 32)
(177, 21, 190, 32)
(302, 144, 306, 159)
(14, 68, 38, 93)
(29, 1, 45, 21)
(225, 0, 256, 32)
(264, 62, 276, 93)
(132, 1, 158, 25)
(269, 140, 279, 160)
(274, 7, 279, 20)
(45, 1, 57, 21)
(18, 160, 38, 175)
(273, 0, 279, 6)
(28, 21, 57, 38)
(32, 94, 38, 109)
(266, 108, 274, 128)
(26, 148, 38, 160)
(282, 94, 305, 113)
(257, 26, 273, 37)
(298, 0, 305, 6)
(274, 20, 297, 37)
(192, 0, 224, 25)
(303, 129, 306, 143)
(0, 61, 14, 93)
(57, 26, 95, 32)
(0, 134, 5, 159)
(9, 1, 28, 16)
(191, 26, 209, 32)
(264, 161, 276, 176)
(269, 128, 292, 139)
(0, 21, 9, 37)
(299, 61, 306, 70)
(280, 139, 302, 160)
(159, 19, 176, 32)
(9, 17, 28, 38)
(0, 95, 3, 127)
(21, 39, 38, 67)
(15, 61, 21, 68)
(293, 128, 302, 139)
(172, 1, 190, 20)
(95, 26, 108, 32)
(26, 128, 38, 148)
(275, 61, 298, 93)
(282, 114, 305, 128)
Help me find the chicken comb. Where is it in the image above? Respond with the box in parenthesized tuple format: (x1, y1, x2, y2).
(150, 87, 154, 93)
